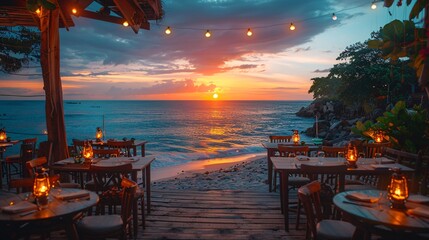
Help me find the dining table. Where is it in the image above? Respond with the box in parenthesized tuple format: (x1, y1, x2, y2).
(261, 142, 321, 192)
(334, 189, 429, 239)
(50, 156, 155, 214)
(0, 188, 98, 239)
(271, 156, 415, 231)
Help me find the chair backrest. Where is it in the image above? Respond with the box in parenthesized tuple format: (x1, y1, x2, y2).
(89, 163, 133, 193)
(26, 156, 48, 178)
(37, 141, 53, 165)
(278, 145, 309, 157)
(321, 146, 347, 157)
(72, 139, 90, 155)
(364, 142, 390, 158)
(269, 135, 292, 143)
(107, 140, 135, 157)
(120, 177, 137, 231)
(20, 138, 37, 161)
(298, 180, 323, 239)
(300, 164, 347, 193)
(92, 148, 121, 158)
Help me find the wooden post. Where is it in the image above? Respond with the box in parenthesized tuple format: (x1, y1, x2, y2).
(40, 7, 69, 163)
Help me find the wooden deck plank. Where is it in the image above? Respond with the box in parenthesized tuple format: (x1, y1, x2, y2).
(141, 189, 306, 240)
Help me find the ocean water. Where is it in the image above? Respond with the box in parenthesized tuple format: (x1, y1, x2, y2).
(0, 100, 313, 168)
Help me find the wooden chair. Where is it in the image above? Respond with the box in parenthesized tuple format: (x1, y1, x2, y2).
(296, 164, 348, 229)
(298, 181, 356, 240)
(269, 135, 292, 143)
(364, 142, 390, 158)
(93, 148, 120, 159)
(77, 177, 137, 240)
(36, 141, 53, 165)
(10, 157, 56, 193)
(273, 145, 310, 192)
(278, 145, 309, 157)
(107, 140, 135, 157)
(5, 138, 37, 185)
(88, 163, 145, 235)
(321, 146, 347, 157)
(72, 139, 91, 156)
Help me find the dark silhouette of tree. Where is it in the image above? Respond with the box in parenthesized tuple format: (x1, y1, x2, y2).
(0, 27, 40, 73)
(309, 34, 417, 113)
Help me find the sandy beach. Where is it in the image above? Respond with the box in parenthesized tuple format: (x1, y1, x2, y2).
(152, 154, 268, 191)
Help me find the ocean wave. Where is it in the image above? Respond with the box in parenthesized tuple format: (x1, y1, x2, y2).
(149, 144, 264, 168)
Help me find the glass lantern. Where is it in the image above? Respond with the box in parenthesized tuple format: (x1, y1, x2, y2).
(374, 130, 384, 143)
(0, 128, 6, 142)
(95, 127, 103, 142)
(82, 141, 93, 161)
(292, 130, 300, 145)
(33, 169, 50, 207)
(346, 143, 358, 168)
(388, 168, 409, 209)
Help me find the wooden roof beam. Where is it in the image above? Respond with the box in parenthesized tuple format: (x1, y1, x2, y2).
(113, 0, 147, 34)
(78, 10, 149, 30)
(146, 0, 161, 17)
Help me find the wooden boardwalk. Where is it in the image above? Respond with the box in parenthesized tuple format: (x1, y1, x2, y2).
(141, 189, 306, 240)
(49, 189, 306, 239)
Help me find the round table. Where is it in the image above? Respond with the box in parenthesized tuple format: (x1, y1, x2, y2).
(0, 188, 98, 239)
(334, 190, 429, 239)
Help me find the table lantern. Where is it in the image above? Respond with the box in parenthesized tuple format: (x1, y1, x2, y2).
(374, 130, 384, 143)
(33, 169, 50, 207)
(0, 128, 6, 142)
(292, 130, 300, 145)
(82, 141, 93, 161)
(95, 127, 103, 142)
(346, 143, 358, 168)
(388, 168, 408, 209)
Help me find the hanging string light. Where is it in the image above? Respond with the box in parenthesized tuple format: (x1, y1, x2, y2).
(205, 30, 211, 38)
(123, 21, 129, 27)
(71, 7, 78, 14)
(35, 8, 41, 15)
(157, 2, 375, 37)
(165, 26, 172, 35)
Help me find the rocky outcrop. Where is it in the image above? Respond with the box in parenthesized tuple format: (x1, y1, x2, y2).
(297, 100, 370, 146)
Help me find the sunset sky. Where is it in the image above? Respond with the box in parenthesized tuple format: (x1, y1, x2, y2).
(0, 0, 414, 100)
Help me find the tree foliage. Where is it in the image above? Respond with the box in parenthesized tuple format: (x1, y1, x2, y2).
(352, 101, 429, 154)
(0, 27, 40, 73)
(309, 36, 418, 112)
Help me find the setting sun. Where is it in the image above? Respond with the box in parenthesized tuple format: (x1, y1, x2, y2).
(212, 93, 219, 99)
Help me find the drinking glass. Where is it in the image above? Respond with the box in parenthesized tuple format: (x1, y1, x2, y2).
(377, 192, 386, 211)
(338, 152, 345, 163)
(288, 152, 296, 158)
(317, 151, 325, 165)
(374, 152, 382, 164)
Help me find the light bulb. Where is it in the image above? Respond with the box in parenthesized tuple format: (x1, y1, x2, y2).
(72, 8, 77, 14)
(332, 13, 337, 21)
(123, 21, 129, 27)
(247, 28, 253, 37)
(371, 2, 377, 9)
(205, 30, 211, 38)
(165, 26, 172, 35)
(289, 23, 295, 31)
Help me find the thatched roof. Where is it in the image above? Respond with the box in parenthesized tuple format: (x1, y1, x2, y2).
(0, 0, 163, 33)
